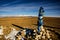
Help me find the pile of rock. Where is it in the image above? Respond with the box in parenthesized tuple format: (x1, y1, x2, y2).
(35, 26, 52, 40)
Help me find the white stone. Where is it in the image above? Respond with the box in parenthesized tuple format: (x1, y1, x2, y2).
(5, 28, 19, 40)
(42, 36, 45, 39)
(40, 32, 43, 35)
(49, 39, 52, 40)
(0, 26, 3, 35)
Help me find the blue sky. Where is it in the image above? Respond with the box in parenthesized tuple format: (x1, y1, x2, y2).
(0, 0, 60, 17)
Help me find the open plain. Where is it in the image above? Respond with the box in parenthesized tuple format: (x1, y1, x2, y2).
(0, 17, 60, 40)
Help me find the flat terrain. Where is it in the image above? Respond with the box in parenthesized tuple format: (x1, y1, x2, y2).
(0, 16, 60, 40)
(43, 17, 60, 28)
(0, 17, 37, 29)
(0, 17, 60, 28)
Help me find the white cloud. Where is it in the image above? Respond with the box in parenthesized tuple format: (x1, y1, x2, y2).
(0, 2, 60, 17)
(0, 15, 37, 17)
(1, 0, 19, 7)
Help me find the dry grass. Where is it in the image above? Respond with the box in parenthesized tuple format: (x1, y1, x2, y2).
(43, 17, 60, 28)
(0, 16, 60, 32)
(0, 16, 60, 40)
(0, 17, 60, 28)
(0, 17, 37, 29)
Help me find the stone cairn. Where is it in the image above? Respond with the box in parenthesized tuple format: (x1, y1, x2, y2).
(35, 26, 52, 40)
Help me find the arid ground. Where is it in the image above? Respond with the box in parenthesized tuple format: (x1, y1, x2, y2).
(0, 17, 60, 40)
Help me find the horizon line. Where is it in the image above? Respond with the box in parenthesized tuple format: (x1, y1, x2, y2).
(0, 15, 60, 18)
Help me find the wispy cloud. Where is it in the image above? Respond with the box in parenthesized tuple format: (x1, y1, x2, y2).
(1, 0, 19, 7)
(0, 0, 60, 17)
(0, 14, 37, 17)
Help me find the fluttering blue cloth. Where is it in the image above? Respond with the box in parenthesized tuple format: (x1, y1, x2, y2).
(37, 7, 44, 34)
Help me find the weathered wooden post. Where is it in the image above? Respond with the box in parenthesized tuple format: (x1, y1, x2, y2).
(37, 7, 44, 34)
